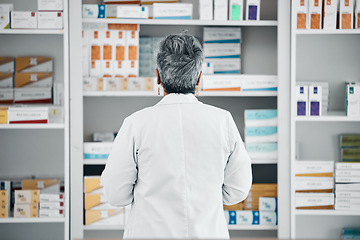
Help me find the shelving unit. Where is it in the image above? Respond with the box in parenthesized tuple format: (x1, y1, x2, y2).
(70, 0, 291, 239)
(0, 1, 70, 240)
(290, 0, 360, 238)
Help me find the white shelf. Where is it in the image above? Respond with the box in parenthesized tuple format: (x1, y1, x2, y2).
(0, 217, 65, 223)
(82, 18, 278, 27)
(83, 91, 277, 97)
(295, 111, 360, 122)
(295, 210, 360, 216)
(0, 124, 65, 129)
(84, 159, 277, 165)
(0, 29, 64, 35)
(252, 159, 278, 164)
(296, 29, 360, 35)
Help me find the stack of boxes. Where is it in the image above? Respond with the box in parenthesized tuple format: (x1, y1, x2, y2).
(244, 109, 278, 162)
(84, 176, 125, 226)
(0, 181, 11, 218)
(14, 189, 39, 218)
(296, 0, 360, 30)
(345, 82, 360, 117)
(139, 37, 163, 77)
(39, 192, 65, 217)
(224, 183, 277, 225)
(203, 27, 242, 75)
(295, 161, 335, 210)
(296, 82, 329, 117)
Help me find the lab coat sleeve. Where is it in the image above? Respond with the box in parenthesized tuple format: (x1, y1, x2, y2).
(222, 113, 252, 205)
(101, 117, 138, 207)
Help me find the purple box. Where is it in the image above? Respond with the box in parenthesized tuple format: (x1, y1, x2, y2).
(248, 5, 258, 20)
(297, 101, 306, 116)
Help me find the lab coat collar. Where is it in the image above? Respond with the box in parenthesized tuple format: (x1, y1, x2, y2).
(156, 93, 201, 105)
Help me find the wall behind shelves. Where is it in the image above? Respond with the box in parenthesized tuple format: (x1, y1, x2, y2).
(0, 223, 64, 240)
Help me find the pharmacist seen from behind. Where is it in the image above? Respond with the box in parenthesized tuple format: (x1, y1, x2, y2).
(101, 32, 252, 239)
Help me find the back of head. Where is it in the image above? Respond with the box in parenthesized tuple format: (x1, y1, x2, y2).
(156, 32, 204, 94)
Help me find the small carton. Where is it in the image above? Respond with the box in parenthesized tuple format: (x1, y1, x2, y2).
(236, 211, 260, 225)
(84, 142, 113, 159)
(38, 0, 63, 11)
(259, 211, 277, 225)
(39, 201, 64, 210)
(22, 179, 60, 193)
(14, 203, 39, 218)
(83, 5, 106, 18)
(38, 11, 63, 29)
(346, 84, 360, 117)
(0, 4, 14, 12)
(8, 106, 49, 123)
(246, 142, 278, 160)
(153, 3, 193, 20)
(309, 0, 323, 29)
(15, 57, 53, 73)
(116, 5, 149, 19)
(259, 197, 277, 212)
(0, 204, 8, 218)
(296, 0, 309, 29)
(202, 75, 241, 91)
(0, 190, 7, 204)
(323, 0, 339, 30)
(224, 210, 238, 225)
(0, 73, 13, 88)
(83, 77, 104, 91)
(15, 190, 40, 204)
(84, 176, 102, 194)
(340, 0, 354, 29)
(0, 57, 14, 72)
(85, 208, 125, 225)
(245, 126, 278, 143)
(214, 0, 228, 20)
(39, 209, 64, 217)
(204, 43, 241, 58)
(309, 85, 322, 116)
(246, 0, 261, 20)
(295, 160, 334, 177)
(295, 193, 334, 209)
(14, 88, 52, 104)
(295, 177, 334, 192)
(128, 77, 153, 91)
(244, 109, 277, 127)
(15, 73, 53, 88)
(11, 11, 37, 29)
(199, 0, 213, 20)
(0, 107, 8, 124)
(296, 85, 308, 116)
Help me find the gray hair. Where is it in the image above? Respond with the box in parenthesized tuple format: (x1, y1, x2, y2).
(156, 32, 204, 94)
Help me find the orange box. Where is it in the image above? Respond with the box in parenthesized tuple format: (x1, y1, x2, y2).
(0, 107, 8, 124)
(84, 176, 102, 194)
(15, 56, 52, 72)
(22, 179, 60, 193)
(0, 204, 8, 218)
(15, 72, 53, 88)
(0, 56, 14, 72)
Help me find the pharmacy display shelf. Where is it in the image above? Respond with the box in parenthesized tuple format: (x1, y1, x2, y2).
(82, 18, 278, 27)
(0, 124, 65, 129)
(295, 210, 360, 216)
(0, 29, 65, 35)
(295, 111, 360, 122)
(296, 29, 360, 35)
(83, 159, 277, 165)
(0, 217, 65, 223)
(83, 91, 277, 97)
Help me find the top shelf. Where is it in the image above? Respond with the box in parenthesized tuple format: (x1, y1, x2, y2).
(0, 29, 65, 35)
(82, 18, 278, 27)
(296, 29, 360, 35)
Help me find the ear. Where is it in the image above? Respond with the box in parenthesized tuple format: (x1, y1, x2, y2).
(156, 69, 161, 85)
(196, 71, 202, 86)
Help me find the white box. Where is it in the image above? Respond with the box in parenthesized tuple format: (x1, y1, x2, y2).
(205, 58, 241, 74)
(241, 76, 277, 91)
(85, 209, 125, 226)
(39, 202, 64, 210)
(336, 183, 360, 191)
(295, 0, 309, 29)
(153, 3, 192, 19)
(11, 12, 37, 29)
(335, 203, 360, 210)
(84, 142, 113, 159)
(0, 88, 13, 104)
(259, 197, 277, 212)
(105, 5, 117, 18)
(38, 0, 63, 11)
(296, 85, 308, 116)
(14, 88, 52, 104)
(83, 5, 105, 18)
(295, 160, 334, 176)
(202, 75, 241, 91)
(102, 60, 113, 77)
(39, 209, 64, 218)
(244, 109, 277, 127)
(235, 211, 260, 225)
(229, 0, 244, 20)
(117, 5, 149, 19)
(0, 12, 10, 29)
(245, 126, 278, 143)
(336, 169, 360, 176)
(309, 85, 322, 116)
(259, 212, 277, 225)
(335, 176, 360, 183)
(246, 142, 278, 160)
(0, 4, 14, 12)
(93, 132, 115, 142)
(53, 82, 64, 106)
(295, 177, 334, 191)
(124, 60, 139, 77)
(309, 0, 323, 29)
(202, 62, 214, 75)
(113, 61, 127, 78)
(0, 73, 13, 88)
(246, 0, 260, 20)
(204, 43, 241, 58)
(103, 77, 122, 91)
(346, 84, 360, 117)
(38, 12, 63, 29)
(128, 77, 154, 91)
(295, 193, 334, 208)
(323, 0, 338, 30)
(199, 0, 213, 20)
(49, 106, 64, 123)
(214, 0, 228, 20)
(40, 193, 64, 202)
(336, 191, 360, 198)
(336, 162, 360, 170)
(8, 106, 49, 124)
(340, 0, 354, 29)
(336, 198, 360, 204)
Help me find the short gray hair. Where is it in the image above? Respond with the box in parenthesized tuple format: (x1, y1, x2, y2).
(156, 32, 204, 94)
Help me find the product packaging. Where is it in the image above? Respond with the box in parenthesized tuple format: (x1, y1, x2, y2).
(296, 85, 308, 116)
(295, 160, 334, 177)
(38, 12, 63, 29)
(40, 193, 64, 202)
(0, 107, 8, 124)
(39, 201, 64, 210)
(15, 57, 53, 73)
(229, 0, 244, 20)
(14, 88, 52, 104)
(153, 3, 193, 19)
(22, 179, 60, 193)
(0, 73, 13, 88)
(8, 106, 49, 123)
(39, 209, 64, 217)
(323, 0, 338, 30)
(246, 0, 261, 20)
(346, 83, 360, 117)
(84, 142, 113, 159)
(14, 204, 39, 218)
(11, 11, 38, 29)
(339, 0, 354, 29)
(0, 57, 14, 72)
(295, 193, 334, 209)
(295, 177, 334, 192)
(83, 5, 106, 18)
(246, 143, 278, 160)
(296, 0, 309, 29)
(0, 12, 10, 29)
(259, 197, 277, 212)
(117, 5, 149, 19)
(15, 190, 40, 204)
(0, 89, 14, 104)
(202, 75, 242, 91)
(84, 176, 103, 194)
(309, 0, 323, 29)
(205, 59, 241, 74)
(38, 0, 63, 11)
(309, 85, 322, 116)
(214, 0, 228, 20)
(85, 208, 125, 225)
(244, 109, 277, 127)
(245, 126, 278, 143)
(15, 73, 53, 88)
(199, 0, 213, 20)
(241, 76, 277, 91)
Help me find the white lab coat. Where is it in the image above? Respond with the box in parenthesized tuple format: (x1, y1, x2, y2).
(101, 93, 252, 239)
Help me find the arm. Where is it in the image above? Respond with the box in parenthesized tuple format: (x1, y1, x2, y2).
(222, 113, 253, 205)
(101, 117, 138, 207)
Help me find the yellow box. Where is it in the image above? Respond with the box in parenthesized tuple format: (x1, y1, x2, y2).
(0, 190, 7, 204)
(84, 176, 102, 194)
(15, 56, 52, 72)
(15, 72, 53, 88)
(0, 204, 8, 218)
(15, 190, 40, 204)
(84, 193, 107, 210)
(0, 107, 7, 124)
(14, 203, 39, 218)
(85, 208, 124, 225)
(22, 179, 60, 193)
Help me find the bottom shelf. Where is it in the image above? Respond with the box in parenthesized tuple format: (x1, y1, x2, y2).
(295, 210, 360, 216)
(83, 225, 278, 231)
(0, 217, 65, 223)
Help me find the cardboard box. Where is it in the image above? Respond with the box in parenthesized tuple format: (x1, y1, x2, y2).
(153, 3, 192, 19)
(15, 57, 53, 73)
(14, 204, 39, 218)
(11, 12, 37, 29)
(117, 5, 149, 19)
(296, 85, 309, 116)
(204, 43, 241, 59)
(199, 0, 213, 20)
(259, 197, 277, 212)
(204, 59, 241, 74)
(84, 193, 119, 210)
(105, 5, 117, 18)
(128, 77, 153, 91)
(8, 106, 49, 124)
(295, 160, 334, 177)
(251, 184, 278, 192)
(15, 190, 40, 204)
(22, 179, 60, 193)
(53, 82, 64, 106)
(235, 211, 259, 225)
(296, 0, 309, 29)
(0, 89, 13, 104)
(84, 142, 113, 159)
(0, 73, 13, 88)
(229, 0, 244, 20)
(125, 60, 139, 77)
(0, 181, 11, 203)
(309, 0, 323, 29)
(83, 77, 104, 91)
(40, 193, 64, 202)
(39, 201, 64, 210)
(295, 193, 334, 209)
(336, 183, 360, 191)
(336, 176, 360, 183)
(0, 12, 10, 29)
(259, 211, 277, 225)
(103, 77, 127, 91)
(244, 109, 277, 127)
(309, 85, 322, 116)
(214, 0, 228, 20)
(39, 209, 64, 217)
(340, 0, 354, 29)
(84, 176, 102, 194)
(15, 73, 53, 88)
(0, 204, 8, 218)
(83, 5, 106, 18)
(336, 191, 360, 198)
(0, 107, 8, 124)
(241, 76, 277, 91)
(102, 60, 113, 77)
(0, 57, 14, 72)
(85, 208, 125, 225)
(38, 0, 63, 11)
(295, 177, 334, 192)
(335, 203, 360, 210)
(38, 12, 63, 29)
(93, 132, 115, 142)
(246, 0, 260, 20)
(323, 0, 338, 30)
(245, 126, 278, 143)
(246, 143, 278, 160)
(14, 88, 52, 104)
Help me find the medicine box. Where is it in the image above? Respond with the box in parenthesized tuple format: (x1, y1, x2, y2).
(259, 211, 277, 225)
(309, 0, 323, 29)
(84, 176, 103, 194)
(295, 177, 334, 192)
(0, 190, 7, 205)
(38, 12, 63, 29)
(336, 183, 360, 191)
(295, 0, 309, 29)
(39, 201, 64, 210)
(223, 202, 244, 211)
(346, 84, 360, 117)
(245, 126, 278, 143)
(309, 85, 322, 116)
(202, 62, 214, 75)
(295, 160, 334, 177)
(244, 109, 277, 127)
(295, 193, 334, 209)
(22, 179, 60, 193)
(103, 77, 123, 91)
(340, 0, 354, 29)
(199, 0, 213, 20)
(0, 203, 8, 218)
(84, 142, 113, 159)
(296, 85, 309, 116)
(0, 57, 14, 72)
(0, 73, 13, 88)
(236, 211, 260, 225)
(214, 0, 228, 20)
(203, 26, 241, 43)
(246, 142, 278, 160)
(341, 148, 360, 162)
(8, 106, 49, 124)
(0, 12, 10, 29)
(14, 204, 39, 218)
(40, 193, 64, 202)
(83, 77, 104, 91)
(15, 190, 40, 204)
(202, 75, 241, 91)
(335, 203, 360, 210)
(205, 58, 241, 74)
(84, 193, 118, 210)
(230, 0, 244, 20)
(341, 135, 360, 148)
(259, 197, 277, 212)
(38, 0, 63, 11)
(241, 76, 277, 91)
(93, 132, 115, 142)
(0, 89, 14, 104)
(85, 208, 125, 225)
(15, 57, 53, 73)
(15, 73, 53, 88)
(323, 0, 338, 30)
(0, 181, 11, 204)
(11, 12, 38, 29)
(336, 162, 360, 170)
(39, 209, 64, 218)
(116, 5, 149, 19)
(83, 5, 106, 18)
(153, 3, 193, 20)
(105, 5, 117, 18)
(128, 77, 154, 91)
(246, 0, 261, 20)
(14, 88, 52, 104)
(204, 43, 241, 58)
